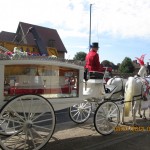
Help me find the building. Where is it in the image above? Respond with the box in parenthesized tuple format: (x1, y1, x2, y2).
(147, 62, 150, 75)
(0, 22, 67, 58)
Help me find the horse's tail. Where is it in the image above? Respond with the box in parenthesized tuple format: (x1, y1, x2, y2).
(124, 77, 135, 116)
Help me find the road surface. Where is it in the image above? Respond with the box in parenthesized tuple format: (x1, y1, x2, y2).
(42, 113, 150, 150)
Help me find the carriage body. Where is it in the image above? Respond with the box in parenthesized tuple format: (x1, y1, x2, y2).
(0, 57, 85, 111)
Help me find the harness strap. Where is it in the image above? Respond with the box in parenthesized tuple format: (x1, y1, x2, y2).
(135, 77, 150, 101)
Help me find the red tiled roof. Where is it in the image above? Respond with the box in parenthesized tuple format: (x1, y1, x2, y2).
(18, 22, 67, 53)
(0, 31, 16, 42)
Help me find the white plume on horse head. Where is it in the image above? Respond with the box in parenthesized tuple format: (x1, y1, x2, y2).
(135, 54, 147, 77)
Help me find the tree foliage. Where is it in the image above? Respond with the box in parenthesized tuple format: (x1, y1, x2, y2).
(73, 51, 87, 61)
(101, 60, 115, 67)
(119, 57, 135, 73)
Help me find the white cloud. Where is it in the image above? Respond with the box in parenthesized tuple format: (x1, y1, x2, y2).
(1, 0, 150, 39)
(92, 0, 150, 38)
(58, 29, 88, 38)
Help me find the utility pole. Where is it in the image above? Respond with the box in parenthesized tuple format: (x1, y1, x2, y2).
(89, 4, 92, 51)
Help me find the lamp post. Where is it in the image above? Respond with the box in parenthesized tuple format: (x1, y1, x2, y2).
(89, 4, 92, 51)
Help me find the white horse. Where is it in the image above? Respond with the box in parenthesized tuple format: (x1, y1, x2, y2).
(105, 54, 147, 100)
(105, 57, 147, 102)
(123, 55, 150, 125)
(123, 76, 150, 124)
(139, 76, 150, 119)
(106, 55, 149, 125)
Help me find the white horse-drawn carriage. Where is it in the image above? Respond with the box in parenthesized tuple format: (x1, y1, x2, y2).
(0, 50, 149, 150)
(69, 54, 150, 133)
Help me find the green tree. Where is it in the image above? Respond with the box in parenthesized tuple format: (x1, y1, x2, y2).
(119, 57, 135, 73)
(101, 60, 115, 67)
(73, 51, 87, 61)
(101, 60, 111, 67)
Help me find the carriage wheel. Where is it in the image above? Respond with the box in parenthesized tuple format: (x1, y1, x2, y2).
(94, 101, 120, 135)
(0, 94, 56, 150)
(69, 101, 92, 124)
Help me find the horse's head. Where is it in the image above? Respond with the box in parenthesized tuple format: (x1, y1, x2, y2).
(138, 65, 147, 77)
(136, 54, 147, 77)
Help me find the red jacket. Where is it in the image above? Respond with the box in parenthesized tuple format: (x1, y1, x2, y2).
(85, 49, 102, 72)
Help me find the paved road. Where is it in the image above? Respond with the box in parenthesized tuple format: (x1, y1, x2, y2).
(42, 113, 150, 150)
(0, 109, 150, 150)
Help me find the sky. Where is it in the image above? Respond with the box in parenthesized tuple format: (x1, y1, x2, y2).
(1, 0, 150, 65)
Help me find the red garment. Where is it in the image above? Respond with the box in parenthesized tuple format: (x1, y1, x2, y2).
(85, 49, 102, 72)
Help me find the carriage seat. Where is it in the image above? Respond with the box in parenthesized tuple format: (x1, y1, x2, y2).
(89, 71, 104, 79)
(83, 78, 105, 99)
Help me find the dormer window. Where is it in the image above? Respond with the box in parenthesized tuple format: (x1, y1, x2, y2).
(48, 39, 55, 47)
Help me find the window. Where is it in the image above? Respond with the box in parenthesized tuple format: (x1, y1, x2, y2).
(48, 39, 55, 47)
(4, 64, 79, 98)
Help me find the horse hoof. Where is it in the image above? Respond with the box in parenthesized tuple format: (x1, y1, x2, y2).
(143, 117, 148, 120)
(120, 122, 125, 125)
(133, 124, 139, 127)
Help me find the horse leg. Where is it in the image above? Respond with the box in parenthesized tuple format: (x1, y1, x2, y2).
(132, 101, 139, 126)
(141, 100, 150, 120)
(147, 107, 150, 120)
(149, 108, 150, 120)
(142, 110, 147, 119)
(138, 101, 143, 118)
(121, 105, 125, 124)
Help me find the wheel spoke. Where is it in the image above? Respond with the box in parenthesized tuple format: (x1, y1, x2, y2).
(0, 117, 23, 124)
(109, 107, 117, 116)
(70, 109, 78, 113)
(96, 117, 105, 122)
(97, 111, 105, 118)
(33, 118, 52, 124)
(23, 130, 28, 150)
(107, 106, 114, 115)
(84, 109, 91, 114)
(72, 111, 79, 118)
(31, 128, 45, 141)
(32, 112, 47, 122)
(84, 105, 91, 109)
(6, 106, 25, 122)
(28, 129, 36, 149)
(32, 124, 52, 132)
(82, 102, 89, 108)
(109, 114, 117, 118)
(27, 97, 34, 120)
(19, 98, 27, 120)
(73, 105, 79, 109)
(76, 111, 81, 121)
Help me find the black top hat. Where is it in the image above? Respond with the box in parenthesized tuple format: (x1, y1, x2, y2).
(91, 42, 99, 48)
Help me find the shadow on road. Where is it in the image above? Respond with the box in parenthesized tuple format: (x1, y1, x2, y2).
(42, 118, 150, 150)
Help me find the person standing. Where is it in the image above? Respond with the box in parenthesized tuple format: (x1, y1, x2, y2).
(85, 42, 102, 72)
